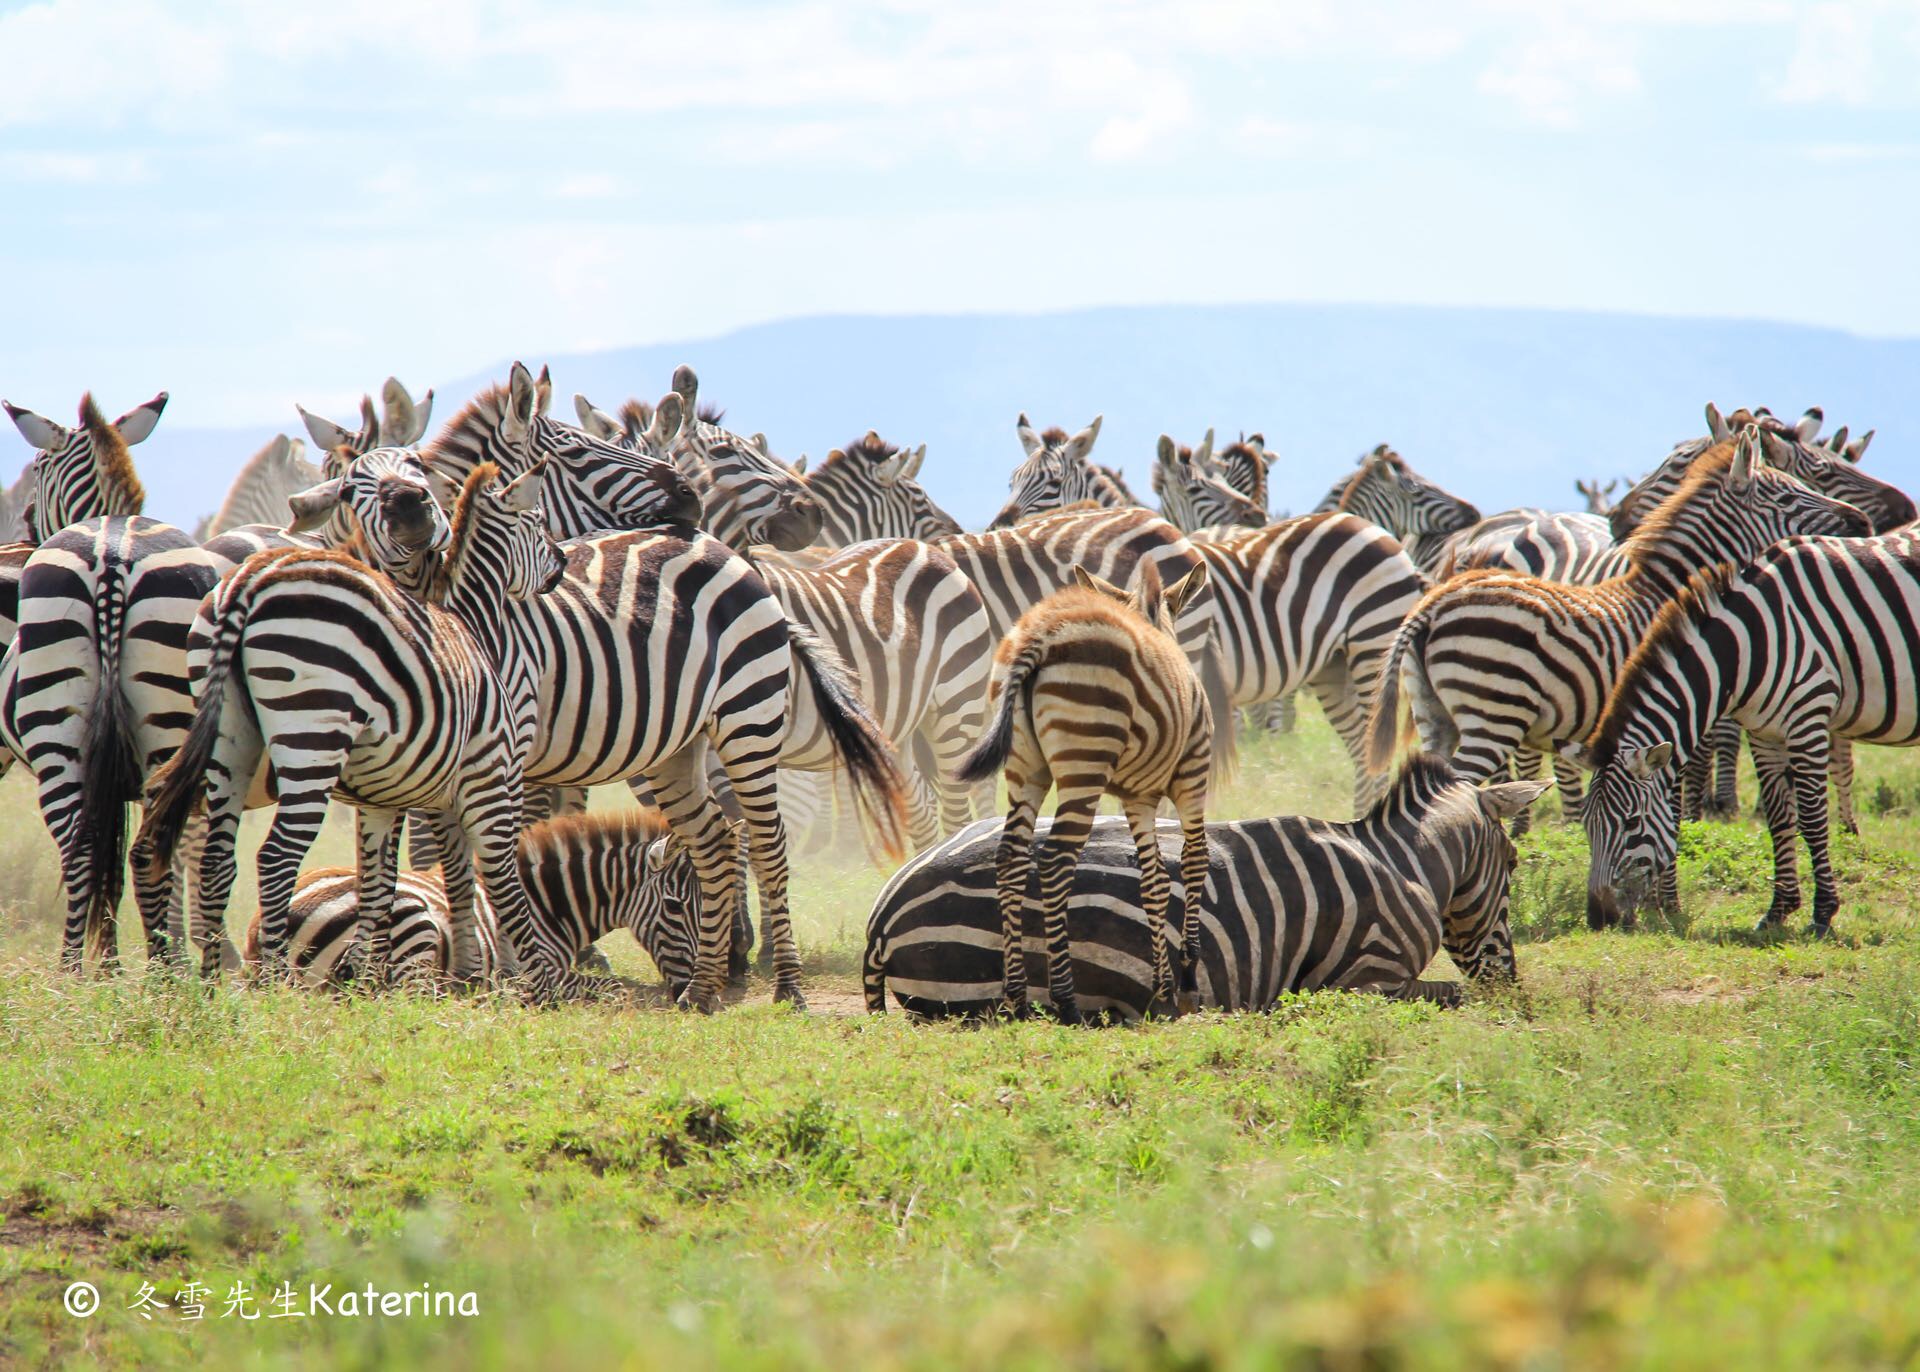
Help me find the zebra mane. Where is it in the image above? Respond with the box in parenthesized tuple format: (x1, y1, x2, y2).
(1617, 439, 1740, 573)
(697, 402, 726, 425)
(618, 400, 651, 440)
(427, 460, 499, 604)
(1039, 426, 1070, 446)
(423, 384, 508, 476)
(1587, 561, 1741, 766)
(77, 392, 146, 513)
(1368, 751, 1461, 821)
(519, 806, 673, 858)
(1329, 447, 1398, 510)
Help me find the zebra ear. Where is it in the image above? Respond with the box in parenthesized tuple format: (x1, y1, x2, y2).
(1620, 742, 1675, 779)
(285, 478, 346, 533)
(791, 454, 808, 477)
(904, 444, 926, 480)
(111, 391, 168, 445)
(1825, 425, 1849, 454)
(750, 433, 768, 456)
(672, 365, 699, 417)
(4, 402, 67, 451)
(498, 462, 547, 514)
(1845, 429, 1874, 463)
(1155, 434, 1178, 469)
(873, 450, 906, 486)
(573, 394, 624, 444)
(1127, 557, 1166, 622)
(261, 433, 292, 467)
(1194, 428, 1215, 469)
(644, 836, 672, 873)
(381, 377, 423, 447)
(1162, 561, 1210, 619)
(1016, 413, 1044, 457)
(297, 404, 355, 454)
(647, 393, 686, 450)
(1730, 428, 1763, 490)
(1064, 416, 1103, 463)
(1070, 564, 1127, 602)
(1795, 407, 1824, 444)
(505, 362, 539, 443)
(1705, 403, 1731, 443)
(1478, 779, 1552, 822)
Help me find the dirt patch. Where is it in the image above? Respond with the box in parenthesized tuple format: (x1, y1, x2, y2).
(0, 1202, 175, 1260)
(801, 987, 871, 1018)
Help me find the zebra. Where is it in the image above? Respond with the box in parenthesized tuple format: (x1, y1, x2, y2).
(864, 754, 1548, 1021)
(137, 462, 572, 992)
(1363, 428, 1871, 900)
(958, 560, 1215, 1024)
(0, 466, 31, 542)
(297, 376, 435, 457)
(1188, 514, 1428, 811)
(1208, 434, 1274, 516)
(1606, 405, 1915, 822)
(247, 809, 701, 995)
(788, 432, 962, 544)
(1150, 433, 1267, 535)
(988, 414, 1122, 527)
(1439, 510, 1618, 583)
(1314, 444, 1481, 573)
(1570, 531, 1920, 936)
(198, 435, 321, 539)
(1575, 478, 1619, 516)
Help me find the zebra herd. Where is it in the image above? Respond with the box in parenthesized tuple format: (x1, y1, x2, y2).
(1, 371, 1915, 1023)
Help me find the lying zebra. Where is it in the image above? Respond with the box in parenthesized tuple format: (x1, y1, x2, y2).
(864, 754, 1547, 1021)
(243, 810, 701, 995)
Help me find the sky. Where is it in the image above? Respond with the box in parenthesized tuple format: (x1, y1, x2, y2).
(3, 0, 1920, 430)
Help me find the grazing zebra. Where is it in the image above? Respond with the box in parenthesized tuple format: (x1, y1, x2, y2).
(931, 506, 1234, 774)
(1314, 444, 1480, 573)
(1607, 405, 1914, 822)
(1190, 514, 1428, 811)
(138, 462, 572, 993)
(789, 432, 962, 544)
(1571, 532, 1920, 935)
(1575, 478, 1619, 516)
(1364, 430, 1871, 890)
(249, 810, 700, 994)
(198, 435, 321, 539)
(958, 561, 1215, 1023)
(988, 414, 1121, 527)
(865, 755, 1548, 1020)
(1150, 433, 1266, 535)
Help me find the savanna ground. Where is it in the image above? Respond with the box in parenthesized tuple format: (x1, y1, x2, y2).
(0, 706, 1917, 1369)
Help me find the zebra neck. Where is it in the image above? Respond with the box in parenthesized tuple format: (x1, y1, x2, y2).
(1604, 609, 1733, 768)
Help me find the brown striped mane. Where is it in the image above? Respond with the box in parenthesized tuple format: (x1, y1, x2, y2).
(427, 461, 498, 603)
(422, 385, 509, 474)
(78, 392, 146, 513)
(519, 807, 673, 857)
(1586, 562, 1741, 766)
(1618, 439, 1740, 572)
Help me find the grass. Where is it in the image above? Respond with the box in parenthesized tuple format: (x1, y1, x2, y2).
(0, 709, 1918, 1368)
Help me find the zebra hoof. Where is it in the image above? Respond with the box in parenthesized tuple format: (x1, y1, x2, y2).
(1752, 910, 1790, 933)
(677, 986, 722, 1015)
(1807, 920, 1836, 940)
(1051, 999, 1085, 1027)
(996, 996, 1032, 1022)
(773, 983, 809, 1011)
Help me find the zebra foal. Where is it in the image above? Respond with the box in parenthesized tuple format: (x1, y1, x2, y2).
(865, 755, 1547, 1020)
(958, 560, 1214, 1024)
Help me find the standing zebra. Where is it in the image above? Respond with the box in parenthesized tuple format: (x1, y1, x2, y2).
(1606, 405, 1914, 821)
(1150, 433, 1267, 535)
(988, 414, 1121, 527)
(1575, 478, 1619, 516)
(138, 463, 572, 992)
(959, 561, 1215, 1023)
(297, 376, 435, 457)
(1313, 445, 1481, 574)
(1363, 429, 1870, 895)
(1571, 532, 1920, 935)
(865, 755, 1547, 1020)
(789, 432, 961, 544)
(1208, 434, 1274, 517)
(249, 809, 701, 994)
(1439, 510, 1618, 583)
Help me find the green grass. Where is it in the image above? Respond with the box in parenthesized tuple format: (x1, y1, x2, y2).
(1, 710, 1918, 1368)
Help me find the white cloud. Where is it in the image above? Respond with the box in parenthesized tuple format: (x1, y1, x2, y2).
(1779, 3, 1880, 105)
(1478, 24, 1641, 126)
(0, 149, 152, 183)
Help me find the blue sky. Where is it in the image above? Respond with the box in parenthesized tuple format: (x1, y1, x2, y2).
(3, 0, 1918, 428)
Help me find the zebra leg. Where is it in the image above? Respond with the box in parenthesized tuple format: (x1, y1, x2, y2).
(1708, 721, 1742, 819)
(1308, 664, 1382, 817)
(126, 825, 179, 971)
(1266, 693, 1297, 735)
(1551, 749, 1586, 826)
(1793, 735, 1840, 932)
(429, 814, 495, 984)
(917, 722, 980, 839)
(1172, 777, 1210, 1014)
(644, 751, 746, 1013)
(1123, 800, 1174, 1013)
(462, 795, 574, 1003)
(1678, 745, 1710, 822)
(735, 781, 804, 1008)
(993, 781, 1045, 1019)
(901, 762, 944, 853)
(254, 789, 337, 976)
(1829, 735, 1857, 837)
(1749, 738, 1804, 929)
(1509, 749, 1547, 838)
(1037, 788, 1102, 1026)
(353, 809, 404, 991)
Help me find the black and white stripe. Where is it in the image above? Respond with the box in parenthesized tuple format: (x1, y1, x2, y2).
(1313, 444, 1480, 573)
(790, 432, 962, 544)
(865, 755, 1546, 1020)
(988, 414, 1120, 528)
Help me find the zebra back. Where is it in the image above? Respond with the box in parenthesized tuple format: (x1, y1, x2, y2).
(1441, 510, 1620, 583)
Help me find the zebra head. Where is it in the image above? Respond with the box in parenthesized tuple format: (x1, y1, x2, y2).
(3, 390, 161, 541)
(288, 445, 452, 576)
(1318, 445, 1480, 559)
(1070, 558, 1210, 638)
(630, 830, 701, 1000)
(1151, 432, 1266, 534)
(1438, 776, 1548, 982)
(990, 414, 1109, 528)
(792, 431, 961, 542)
(1569, 740, 1676, 931)
(1212, 434, 1274, 512)
(488, 463, 570, 598)
(658, 364, 822, 551)
(1613, 404, 1915, 540)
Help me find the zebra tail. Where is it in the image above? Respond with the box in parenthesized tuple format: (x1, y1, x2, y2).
(956, 640, 1043, 787)
(786, 622, 913, 863)
(1198, 643, 1239, 787)
(77, 555, 140, 960)
(1364, 605, 1431, 775)
(138, 591, 247, 880)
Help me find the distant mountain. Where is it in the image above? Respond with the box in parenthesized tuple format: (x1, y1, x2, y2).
(7, 303, 1917, 531)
